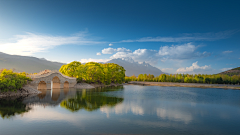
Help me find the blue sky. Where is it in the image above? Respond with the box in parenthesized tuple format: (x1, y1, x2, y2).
(0, 0, 239, 74)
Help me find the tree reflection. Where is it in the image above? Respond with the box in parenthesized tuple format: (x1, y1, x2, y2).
(60, 86, 124, 112)
(0, 97, 31, 119)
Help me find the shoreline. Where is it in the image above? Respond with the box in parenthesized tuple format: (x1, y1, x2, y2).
(128, 81, 240, 90)
(0, 85, 41, 98)
(89, 83, 123, 88)
(0, 82, 123, 98)
(1, 81, 240, 98)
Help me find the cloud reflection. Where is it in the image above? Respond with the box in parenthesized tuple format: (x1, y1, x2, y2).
(100, 99, 193, 124)
(156, 108, 192, 124)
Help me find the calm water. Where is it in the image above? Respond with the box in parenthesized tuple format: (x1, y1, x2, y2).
(1, 85, 240, 135)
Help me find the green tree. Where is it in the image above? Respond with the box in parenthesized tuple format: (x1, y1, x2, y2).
(59, 61, 125, 85)
(59, 61, 82, 77)
(0, 69, 31, 92)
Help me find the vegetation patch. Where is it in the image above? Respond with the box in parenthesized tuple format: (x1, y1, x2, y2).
(0, 69, 31, 92)
(126, 73, 240, 85)
(59, 61, 126, 85)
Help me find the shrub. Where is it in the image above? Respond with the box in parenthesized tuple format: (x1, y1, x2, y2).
(0, 69, 31, 92)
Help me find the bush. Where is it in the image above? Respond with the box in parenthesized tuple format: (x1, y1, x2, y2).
(0, 69, 31, 92)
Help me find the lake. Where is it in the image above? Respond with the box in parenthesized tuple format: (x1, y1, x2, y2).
(1, 85, 240, 135)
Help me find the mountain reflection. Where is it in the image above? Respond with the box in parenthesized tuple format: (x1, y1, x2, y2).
(0, 97, 31, 119)
(60, 86, 124, 112)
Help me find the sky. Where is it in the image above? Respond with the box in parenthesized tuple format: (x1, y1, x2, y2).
(0, 0, 239, 74)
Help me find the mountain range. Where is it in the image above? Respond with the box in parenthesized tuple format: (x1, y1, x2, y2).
(0, 52, 163, 76)
(106, 58, 163, 76)
(0, 52, 63, 73)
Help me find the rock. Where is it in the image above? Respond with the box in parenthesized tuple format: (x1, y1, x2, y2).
(0, 85, 41, 98)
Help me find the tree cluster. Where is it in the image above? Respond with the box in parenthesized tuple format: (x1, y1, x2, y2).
(125, 73, 240, 85)
(0, 69, 31, 92)
(59, 61, 126, 85)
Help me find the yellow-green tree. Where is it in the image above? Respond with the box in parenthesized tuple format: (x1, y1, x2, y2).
(0, 69, 31, 92)
(59, 61, 82, 77)
(59, 61, 126, 84)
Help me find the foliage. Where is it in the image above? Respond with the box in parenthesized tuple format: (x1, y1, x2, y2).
(59, 61, 82, 77)
(60, 86, 124, 112)
(0, 69, 32, 92)
(125, 73, 240, 85)
(59, 61, 126, 85)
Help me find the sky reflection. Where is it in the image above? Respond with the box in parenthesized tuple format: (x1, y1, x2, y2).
(1, 85, 240, 135)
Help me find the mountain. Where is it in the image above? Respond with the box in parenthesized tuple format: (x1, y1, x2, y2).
(0, 52, 163, 76)
(106, 58, 163, 76)
(0, 52, 64, 73)
(219, 67, 240, 76)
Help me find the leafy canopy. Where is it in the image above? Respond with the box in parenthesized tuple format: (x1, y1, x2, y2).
(59, 61, 126, 85)
(0, 69, 31, 92)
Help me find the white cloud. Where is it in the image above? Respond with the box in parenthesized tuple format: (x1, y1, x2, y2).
(80, 58, 110, 63)
(105, 43, 210, 65)
(109, 43, 113, 46)
(116, 47, 131, 52)
(0, 32, 103, 56)
(102, 47, 116, 54)
(223, 50, 233, 54)
(110, 49, 159, 65)
(96, 52, 101, 55)
(120, 30, 237, 43)
(221, 68, 232, 71)
(176, 61, 211, 74)
(102, 47, 132, 54)
(158, 43, 210, 60)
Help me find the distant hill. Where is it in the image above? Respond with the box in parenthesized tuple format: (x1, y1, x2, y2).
(219, 67, 240, 76)
(106, 58, 163, 77)
(0, 52, 163, 76)
(0, 52, 64, 73)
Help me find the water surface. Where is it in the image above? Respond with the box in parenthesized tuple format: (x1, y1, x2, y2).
(1, 85, 240, 135)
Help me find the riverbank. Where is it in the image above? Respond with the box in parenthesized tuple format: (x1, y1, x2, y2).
(74, 82, 123, 89)
(128, 81, 240, 90)
(0, 85, 40, 98)
(0, 82, 124, 98)
(89, 83, 123, 88)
